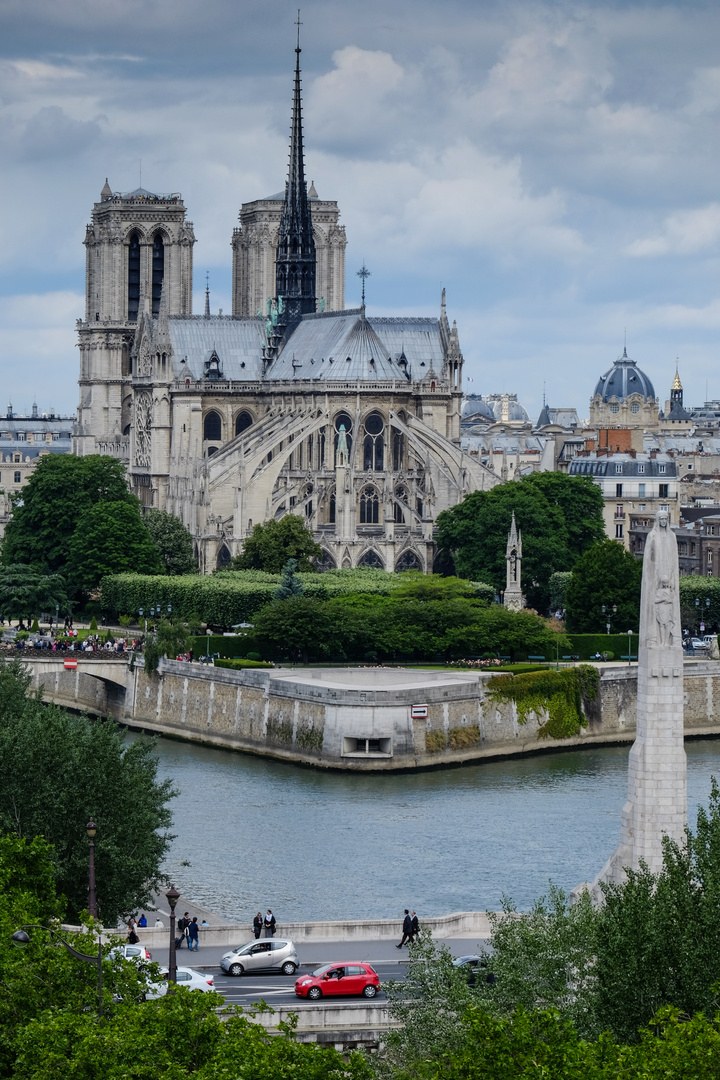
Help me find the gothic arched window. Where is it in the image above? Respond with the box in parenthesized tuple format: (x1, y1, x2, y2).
(235, 411, 253, 437)
(394, 486, 408, 524)
(359, 485, 379, 524)
(127, 232, 141, 322)
(216, 544, 231, 569)
(334, 412, 353, 465)
(151, 233, 164, 316)
(363, 413, 384, 471)
(395, 550, 422, 572)
(393, 431, 404, 471)
(358, 549, 384, 568)
(204, 411, 222, 441)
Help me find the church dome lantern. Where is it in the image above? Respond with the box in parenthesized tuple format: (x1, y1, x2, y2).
(594, 347, 656, 403)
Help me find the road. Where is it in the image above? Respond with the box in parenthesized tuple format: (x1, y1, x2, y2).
(209, 959, 407, 1007)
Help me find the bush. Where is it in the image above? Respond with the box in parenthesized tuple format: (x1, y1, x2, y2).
(214, 658, 274, 670)
(30, 618, 39, 632)
(88, 616, 98, 631)
(425, 729, 446, 752)
(565, 633, 635, 660)
(448, 725, 480, 749)
(487, 666, 599, 739)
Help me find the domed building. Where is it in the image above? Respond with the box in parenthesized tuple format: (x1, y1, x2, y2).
(589, 347, 659, 435)
(461, 393, 531, 431)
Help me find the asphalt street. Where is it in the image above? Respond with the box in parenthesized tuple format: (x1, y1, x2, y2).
(209, 959, 408, 1007)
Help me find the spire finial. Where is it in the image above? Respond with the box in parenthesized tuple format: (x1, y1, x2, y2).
(296, 8, 302, 51)
(357, 263, 371, 309)
(205, 272, 210, 318)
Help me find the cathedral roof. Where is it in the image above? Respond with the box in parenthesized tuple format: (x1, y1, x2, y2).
(167, 317, 266, 381)
(593, 347, 655, 402)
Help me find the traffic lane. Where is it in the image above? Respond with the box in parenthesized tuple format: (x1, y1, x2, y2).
(213, 961, 405, 1007)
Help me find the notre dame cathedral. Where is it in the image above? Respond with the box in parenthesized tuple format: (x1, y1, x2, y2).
(74, 38, 498, 573)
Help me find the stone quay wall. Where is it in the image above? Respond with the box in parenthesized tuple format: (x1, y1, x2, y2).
(24, 657, 720, 771)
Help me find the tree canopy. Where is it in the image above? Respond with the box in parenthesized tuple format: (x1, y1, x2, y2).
(0, 659, 175, 924)
(143, 509, 197, 575)
(0, 564, 68, 623)
(435, 474, 605, 612)
(232, 514, 322, 573)
(66, 500, 163, 593)
(2, 455, 133, 576)
(564, 539, 642, 633)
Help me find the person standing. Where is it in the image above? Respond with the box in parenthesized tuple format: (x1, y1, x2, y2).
(187, 916, 199, 951)
(177, 911, 190, 949)
(410, 911, 420, 942)
(253, 912, 263, 939)
(138, 914, 147, 928)
(263, 910, 276, 938)
(396, 910, 412, 948)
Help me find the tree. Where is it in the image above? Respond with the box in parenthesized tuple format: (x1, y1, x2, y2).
(144, 618, 192, 675)
(143, 509, 197, 575)
(275, 558, 304, 599)
(564, 539, 642, 633)
(549, 571, 573, 614)
(435, 475, 605, 612)
(0, 659, 175, 924)
(232, 514, 322, 573)
(66, 500, 164, 593)
(0, 564, 67, 624)
(2, 455, 133, 576)
(252, 596, 334, 661)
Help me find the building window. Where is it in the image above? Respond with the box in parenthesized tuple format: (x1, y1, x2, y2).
(394, 486, 408, 524)
(659, 483, 669, 498)
(616, 504, 624, 516)
(17, 433, 25, 441)
(659, 464, 666, 473)
(638, 483, 646, 497)
(639, 503, 646, 511)
(359, 485, 379, 524)
(363, 413, 384, 471)
(610, 403, 620, 414)
(615, 464, 622, 474)
(660, 503, 669, 512)
(630, 403, 640, 414)
(151, 233, 164, 316)
(13, 471, 20, 484)
(709, 551, 714, 566)
(678, 542, 687, 554)
(691, 543, 696, 555)
(203, 411, 222, 441)
(334, 412, 353, 465)
(235, 411, 252, 437)
(638, 464, 644, 474)
(329, 492, 336, 523)
(615, 523, 623, 538)
(127, 231, 141, 321)
(616, 483, 623, 497)
(393, 431, 404, 471)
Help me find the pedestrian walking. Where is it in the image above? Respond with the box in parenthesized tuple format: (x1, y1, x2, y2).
(263, 909, 276, 938)
(176, 911, 190, 949)
(253, 912, 263, 939)
(410, 911, 420, 941)
(187, 916, 199, 951)
(396, 909, 413, 948)
(138, 914, 147, 928)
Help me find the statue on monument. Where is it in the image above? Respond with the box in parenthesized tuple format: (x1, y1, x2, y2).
(504, 511, 524, 612)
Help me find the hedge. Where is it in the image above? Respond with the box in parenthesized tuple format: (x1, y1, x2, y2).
(213, 658, 273, 670)
(99, 570, 495, 629)
(190, 635, 248, 658)
(565, 633, 638, 661)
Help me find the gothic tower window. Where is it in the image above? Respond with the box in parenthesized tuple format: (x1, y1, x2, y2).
(329, 490, 336, 523)
(359, 485, 380, 524)
(152, 234, 165, 316)
(363, 413, 384, 471)
(127, 231, 141, 321)
(235, 411, 253, 436)
(334, 412, 353, 465)
(203, 411, 222, 441)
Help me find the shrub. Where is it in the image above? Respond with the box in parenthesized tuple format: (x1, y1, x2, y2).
(89, 615, 98, 631)
(30, 618, 39, 632)
(448, 725, 480, 749)
(213, 658, 273, 670)
(425, 729, 446, 752)
(487, 666, 599, 740)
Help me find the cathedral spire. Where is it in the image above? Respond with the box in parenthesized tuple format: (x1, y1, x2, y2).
(275, 12, 316, 322)
(204, 272, 211, 318)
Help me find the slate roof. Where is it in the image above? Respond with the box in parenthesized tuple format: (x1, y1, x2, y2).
(594, 347, 655, 401)
(168, 317, 266, 381)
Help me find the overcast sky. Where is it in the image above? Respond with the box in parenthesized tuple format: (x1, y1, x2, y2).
(1, 0, 720, 422)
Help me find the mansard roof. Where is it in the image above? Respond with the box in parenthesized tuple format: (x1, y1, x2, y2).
(167, 317, 266, 381)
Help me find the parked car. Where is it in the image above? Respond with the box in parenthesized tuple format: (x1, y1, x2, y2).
(220, 939, 298, 976)
(146, 966, 215, 999)
(452, 954, 496, 987)
(295, 962, 380, 1000)
(108, 943, 153, 963)
(689, 638, 709, 652)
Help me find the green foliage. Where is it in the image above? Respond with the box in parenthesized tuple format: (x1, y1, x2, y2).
(2, 454, 133, 576)
(189, 634, 247, 658)
(232, 513, 322, 572)
(425, 729, 447, 752)
(0, 659, 174, 924)
(67, 500, 164, 593)
(275, 557, 304, 599)
(565, 632, 637, 660)
(679, 575, 720, 631)
(29, 618, 39, 632)
(214, 658, 274, 670)
(0, 565, 67, 623)
(448, 724, 479, 748)
(564, 539, 642, 633)
(89, 615, 98, 631)
(436, 473, 605, 611)
(549, 570, 573, 612)
(118, 613, 133, 628)
(143, 508, 197, 575)
(487, 665, 598, 739)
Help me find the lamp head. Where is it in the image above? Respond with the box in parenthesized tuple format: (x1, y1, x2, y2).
(85, 818, 97, 838)
(166, 885, 180, 912)
(11, 930, 30, 947)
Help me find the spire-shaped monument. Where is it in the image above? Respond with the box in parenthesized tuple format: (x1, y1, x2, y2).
(504, 511, 524, 611)
(275, 15, 316, 323)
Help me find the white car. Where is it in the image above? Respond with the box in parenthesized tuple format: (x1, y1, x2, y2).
(108, 943, 153, 963)
(146, 966, 215, 999)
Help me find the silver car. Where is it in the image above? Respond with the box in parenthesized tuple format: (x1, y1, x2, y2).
(220, 938, 298, 976)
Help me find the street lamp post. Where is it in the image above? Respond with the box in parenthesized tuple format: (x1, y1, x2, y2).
(139, 607, 147, 635)
(86, 819, 98, 919)
(166, 885, 180, 986)
(12, 925, 103, 1019)
(627, 629, 633, 666)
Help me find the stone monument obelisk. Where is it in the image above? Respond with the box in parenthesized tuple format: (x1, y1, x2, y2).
(590, 509, 686, 894)
(504, 512, 524, 612)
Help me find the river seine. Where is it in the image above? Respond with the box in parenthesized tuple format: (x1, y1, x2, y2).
(145, 734, 720, 924)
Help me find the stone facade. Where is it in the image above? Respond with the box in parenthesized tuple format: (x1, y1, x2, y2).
(504, 511, 524, 610)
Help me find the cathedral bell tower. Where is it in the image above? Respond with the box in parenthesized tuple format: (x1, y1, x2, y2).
(74, 182, 195, 457)
(274, 27, 316, 324)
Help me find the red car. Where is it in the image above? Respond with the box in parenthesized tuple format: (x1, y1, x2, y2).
(295, 962, 380, 1000)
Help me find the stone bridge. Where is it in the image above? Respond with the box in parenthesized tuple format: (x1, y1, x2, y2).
(23, 656, 129, 717)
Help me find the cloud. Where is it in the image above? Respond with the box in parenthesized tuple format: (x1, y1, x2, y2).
(19, 106, 103, 160)
(626, 204, 720, 257)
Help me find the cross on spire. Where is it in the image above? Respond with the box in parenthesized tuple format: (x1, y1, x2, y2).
(357, 263, 371, 308)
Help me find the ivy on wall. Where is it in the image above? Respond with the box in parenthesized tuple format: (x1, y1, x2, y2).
(486, 665, 599, 740)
